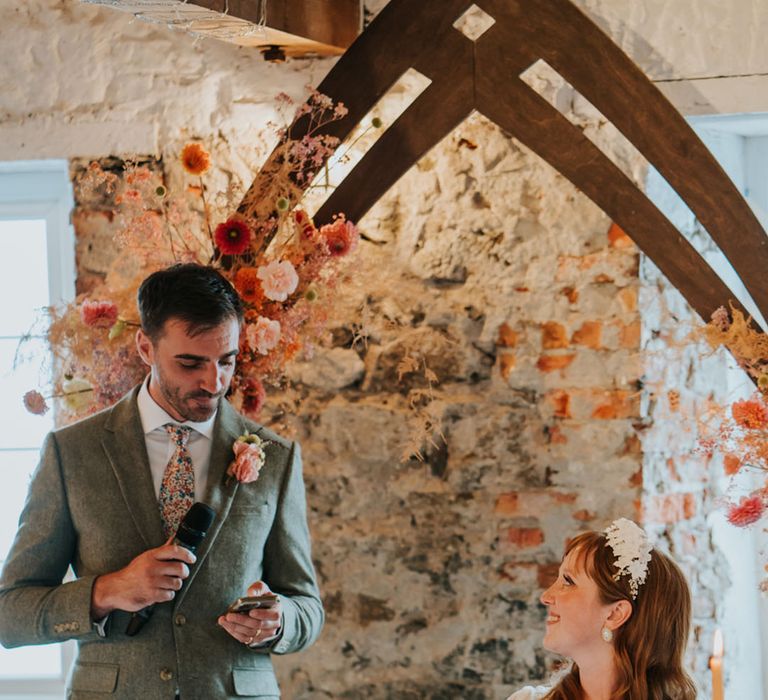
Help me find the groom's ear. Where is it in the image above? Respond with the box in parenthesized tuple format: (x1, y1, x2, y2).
(136, 328, 154, 366)
(605, 599, 633, 631)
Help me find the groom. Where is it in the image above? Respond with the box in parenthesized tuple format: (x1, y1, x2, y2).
(0, 263, 323, 699)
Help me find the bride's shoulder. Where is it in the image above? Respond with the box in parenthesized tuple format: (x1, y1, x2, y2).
(505, 686, 551, 700)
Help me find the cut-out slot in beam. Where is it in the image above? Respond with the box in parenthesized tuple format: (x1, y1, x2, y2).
(301, 68, 432, 218)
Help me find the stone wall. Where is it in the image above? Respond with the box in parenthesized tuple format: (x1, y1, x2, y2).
(3, 0, 760, 697)
(637, 250, 730, 697)
(270, 109, 648, 698)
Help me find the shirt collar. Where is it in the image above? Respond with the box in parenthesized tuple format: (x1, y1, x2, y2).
(137, 375, 217, 440)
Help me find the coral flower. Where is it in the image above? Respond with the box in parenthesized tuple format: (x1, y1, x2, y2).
(246, 316, 281, 355)
(215, 218, 251, 256)
(234, 267, 264, 305)
(319, 215, 359, 257)
(257, 260, 299, 302)
(726, 495, 765, 527)
(81, 300, 119, 328)
(731, 398, 768, 430)
(723, 453, 744, 476)
(23, 390, 49, 416)
(180, 143, 210, 176)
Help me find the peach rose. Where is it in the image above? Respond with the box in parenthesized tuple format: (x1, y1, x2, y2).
(227, 440, 266, 484)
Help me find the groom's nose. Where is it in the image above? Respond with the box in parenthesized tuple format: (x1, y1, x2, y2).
(200, 363, 224, 395)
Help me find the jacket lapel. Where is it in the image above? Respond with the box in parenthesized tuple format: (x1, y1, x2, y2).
(102, 387, 166, 549)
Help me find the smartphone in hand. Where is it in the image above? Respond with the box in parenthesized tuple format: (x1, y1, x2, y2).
(226, 593, 279, 614)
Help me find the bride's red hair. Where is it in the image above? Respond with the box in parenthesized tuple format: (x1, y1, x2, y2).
(544, 531, 696, 700)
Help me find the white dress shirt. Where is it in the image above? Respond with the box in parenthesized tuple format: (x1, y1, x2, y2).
(137, 377, 217, 500)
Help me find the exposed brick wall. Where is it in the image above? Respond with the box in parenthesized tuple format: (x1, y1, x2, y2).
(270, 112, 649, 698)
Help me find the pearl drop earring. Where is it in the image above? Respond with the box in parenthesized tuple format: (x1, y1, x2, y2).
(601, 626, 613, 643)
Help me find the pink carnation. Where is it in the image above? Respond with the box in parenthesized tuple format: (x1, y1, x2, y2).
(81, 300, 119, 328)
(257, 260, 299, 302)
(23, 390, 49, 415)
(246, 316, 281, 355)
(320, 216, 359, 257)
(727, 495, 765, 527)
(227, 441, 265, 483)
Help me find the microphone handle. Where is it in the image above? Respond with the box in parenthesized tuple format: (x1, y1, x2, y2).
(125, 538, 199, 637)
(125, 604, 155, 636)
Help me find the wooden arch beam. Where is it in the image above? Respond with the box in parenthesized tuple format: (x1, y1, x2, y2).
(477, 0, 768, 318)
(238, 0, 768, 327)
(313, 26, 475, 227)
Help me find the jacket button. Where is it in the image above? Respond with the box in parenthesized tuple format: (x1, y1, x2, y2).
(174, 614, 186, 626)
(160, 668, 173, 682)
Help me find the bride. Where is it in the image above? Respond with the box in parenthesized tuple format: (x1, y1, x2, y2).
(507, 519, 697, 700)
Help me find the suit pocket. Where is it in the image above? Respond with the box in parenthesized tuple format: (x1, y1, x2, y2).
(69, 661, 119, 693)
(229, 500, 270, 516)
(232, 667, 280, 697)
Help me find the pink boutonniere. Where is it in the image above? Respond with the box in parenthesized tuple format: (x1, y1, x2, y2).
(227, 432, 269, 485)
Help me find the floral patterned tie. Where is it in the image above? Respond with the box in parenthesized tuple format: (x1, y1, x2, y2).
(159, 424, 195, 538)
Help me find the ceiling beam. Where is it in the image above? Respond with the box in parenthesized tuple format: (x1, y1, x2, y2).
(81, 0, 361, 56)
(192, 0, 361, 52)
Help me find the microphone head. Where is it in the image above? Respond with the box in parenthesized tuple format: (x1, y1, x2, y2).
(175, 502, 216, 549)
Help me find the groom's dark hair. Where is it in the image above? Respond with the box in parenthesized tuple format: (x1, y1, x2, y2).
(138, 263, 243, 341)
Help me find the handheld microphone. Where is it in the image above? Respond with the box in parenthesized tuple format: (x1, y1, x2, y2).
(125, 502, 216, 637)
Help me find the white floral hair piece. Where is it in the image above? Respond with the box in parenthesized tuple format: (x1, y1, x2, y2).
(603, 518, 653, 599)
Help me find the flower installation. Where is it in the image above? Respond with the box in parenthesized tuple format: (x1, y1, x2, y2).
(21, 90, 360, 424)
(698, 305, 768, 592)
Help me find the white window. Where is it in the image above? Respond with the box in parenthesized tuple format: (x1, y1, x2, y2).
(647, 113, 768, 700)
(0, 160, 76, 698)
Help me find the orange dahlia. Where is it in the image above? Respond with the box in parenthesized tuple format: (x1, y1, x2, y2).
(723, 453, 743, 476)
(234, 267, 264, 305)
(180, 143, 210, 176)
(731, 398, 768, 430)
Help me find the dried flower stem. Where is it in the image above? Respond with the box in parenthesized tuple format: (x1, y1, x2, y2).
(199, 175, 215, 249)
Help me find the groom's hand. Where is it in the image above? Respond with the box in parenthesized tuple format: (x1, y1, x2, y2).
(91, 536, 196, 618)
(218, 580, 283, 646)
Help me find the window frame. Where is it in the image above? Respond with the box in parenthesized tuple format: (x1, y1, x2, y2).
(0, 159, 76, 698)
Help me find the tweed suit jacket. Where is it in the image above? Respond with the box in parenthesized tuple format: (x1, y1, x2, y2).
(0, 386, 324, 699)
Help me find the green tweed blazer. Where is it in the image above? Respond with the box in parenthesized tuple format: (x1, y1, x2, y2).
(0, 387, 324, 699)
